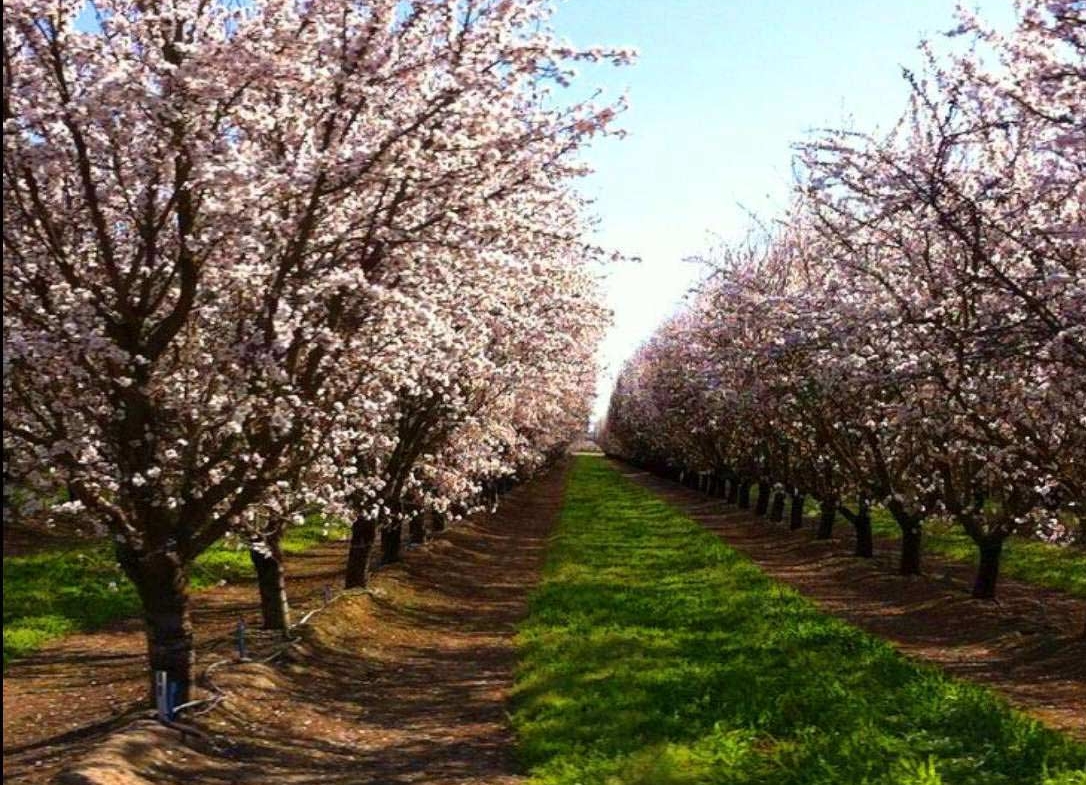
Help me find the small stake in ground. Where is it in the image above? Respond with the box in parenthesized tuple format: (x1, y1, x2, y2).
(154, 670, 177, 722)
(236, 618, 248, 661)
(323, 585, 332, 606)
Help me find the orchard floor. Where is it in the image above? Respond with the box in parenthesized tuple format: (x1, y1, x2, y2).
(4, 459, 1084, 784)
(615, 461, 1086, 740)
(3, 468, 565, 784)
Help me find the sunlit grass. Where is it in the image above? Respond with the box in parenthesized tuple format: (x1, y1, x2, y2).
(513, 456, 1086, 784)
(2, 515, 348, 667)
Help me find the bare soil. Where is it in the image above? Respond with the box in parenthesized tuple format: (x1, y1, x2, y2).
(7, 459, 1085, 785)
(4, 468, 566, 784)
(617, 463, 1086, 740)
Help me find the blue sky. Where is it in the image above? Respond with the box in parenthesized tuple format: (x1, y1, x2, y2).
(548, 0, 1014, 422)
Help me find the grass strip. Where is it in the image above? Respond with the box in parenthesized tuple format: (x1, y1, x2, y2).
(513, 456, 1086, 784)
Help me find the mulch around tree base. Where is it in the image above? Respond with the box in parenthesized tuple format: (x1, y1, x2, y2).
(4, 467, 567, 784)
(617, 463, 1086, 741)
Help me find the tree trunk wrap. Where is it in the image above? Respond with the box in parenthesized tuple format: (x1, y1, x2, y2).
(789, 493, 805, 530)
(972, 539, 1004, 599)
(816, 498, 837, 539)
(754, 481, 771, 516)
(116, 545, 195, 705)
(345, 515, 377, 588)
(250, 531, 290, 630)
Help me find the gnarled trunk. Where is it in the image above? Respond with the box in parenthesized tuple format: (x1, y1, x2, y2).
(816, 497, 837, 540)
(116, 544, 194, 707)
(345, 515, 377, 588)
(769, 490, 786, 522)
(381, 521, 403, 564)
(886, 500, 924, 575)
(738, 479, 751, 509)
(852, 501, 873, 558)
(900, 523, 922, 575)
(754, 481, 771, 516)
(971, 539, 1004, 599)
(409, 513, 427, 545)
(789, 492, 805, 530)
(250, 529, 289, 630)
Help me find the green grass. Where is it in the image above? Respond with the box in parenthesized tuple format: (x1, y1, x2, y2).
(3, 515, 348, 667)
(785, 491, 1085, 599)
(513, 457, 1086, 785)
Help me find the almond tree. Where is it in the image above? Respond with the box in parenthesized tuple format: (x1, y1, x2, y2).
(4, 0, 627, 699)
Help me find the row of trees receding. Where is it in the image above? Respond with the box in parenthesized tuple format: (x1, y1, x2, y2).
(4, 0, 630, 704)
(602, 0, 1084, 601)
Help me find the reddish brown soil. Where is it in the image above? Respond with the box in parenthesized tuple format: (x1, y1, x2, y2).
(617, 463, 1086, 740)
(4, 468, 566, 784)
(3, 515, 100, 556)
(8, 460, 1084, 784)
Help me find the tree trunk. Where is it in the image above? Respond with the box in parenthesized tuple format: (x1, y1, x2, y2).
(727, 476, 739, 505)
(408, 513, 427, 545)
(431, 511, 447, 533)
(754, 481, 771, 516)
(816, 497, 837, 539)
(116, 545, 194, 707)
(789, 492, 805, 530)
(770, 490, 786, 522)
(972, 539, 1004, 599)
(250, 530, 289, 630)
(852, 501, 873, 558)
(381, 521, 403, 564)
(345, 515, 377, 588)
(738, 479, 751, 509)
(900, 523, 922, 575)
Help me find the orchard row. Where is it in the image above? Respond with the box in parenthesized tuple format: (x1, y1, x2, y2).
(602, 0, 1084, 600)
(3, 0, 628, 702)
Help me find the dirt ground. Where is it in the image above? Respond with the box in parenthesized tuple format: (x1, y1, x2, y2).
(4, 468, 566, 784)
(7, 459, 1085, 784)
(617, 463, 1086, 741)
